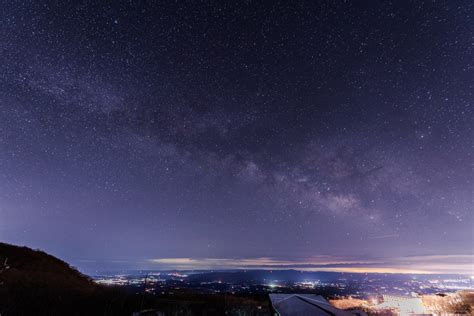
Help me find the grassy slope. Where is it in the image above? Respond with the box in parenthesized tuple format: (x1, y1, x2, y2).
(0, 242, 94, 289)
(0, 242, 136, 316)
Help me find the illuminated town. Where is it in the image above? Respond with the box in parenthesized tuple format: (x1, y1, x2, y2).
(93, 270, 473, 314)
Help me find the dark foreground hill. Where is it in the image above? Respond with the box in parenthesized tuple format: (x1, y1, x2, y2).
(0, 242, 140, 315)
(0, 242, 94, 290)
(0, 243, 270, 316)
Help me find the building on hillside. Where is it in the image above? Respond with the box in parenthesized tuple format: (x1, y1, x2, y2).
(376, 294, 425, 315)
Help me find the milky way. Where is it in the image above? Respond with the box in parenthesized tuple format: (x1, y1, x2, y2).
(0, 1, 472, 274)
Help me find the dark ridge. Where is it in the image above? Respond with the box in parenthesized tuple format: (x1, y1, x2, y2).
(0, 242, 94, 290)
(0, 242, 134, 316)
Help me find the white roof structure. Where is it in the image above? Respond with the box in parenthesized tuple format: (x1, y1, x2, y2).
(269, 294, 356, 316)
(377, 295, 425, 315)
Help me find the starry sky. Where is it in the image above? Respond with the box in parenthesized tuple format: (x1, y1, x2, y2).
(0, 1, 473, 275)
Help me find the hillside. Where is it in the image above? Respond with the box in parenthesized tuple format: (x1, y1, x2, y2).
(0, 242, 94, 290)
(422, 291, 474, 315)
(0, 242, 137, 316)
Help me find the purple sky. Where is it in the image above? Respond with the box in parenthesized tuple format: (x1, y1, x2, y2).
(0, 1, 472, 275)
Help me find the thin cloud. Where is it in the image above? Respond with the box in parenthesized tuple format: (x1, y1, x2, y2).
(148, 254, 474, 275)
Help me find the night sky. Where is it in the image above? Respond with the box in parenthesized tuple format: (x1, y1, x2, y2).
(1, 1, 472, 275)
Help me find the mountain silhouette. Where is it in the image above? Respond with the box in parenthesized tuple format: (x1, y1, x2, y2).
(0, 242, 135, 315)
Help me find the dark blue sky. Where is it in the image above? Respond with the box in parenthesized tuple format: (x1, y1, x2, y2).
(0, 1, 472, 275)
